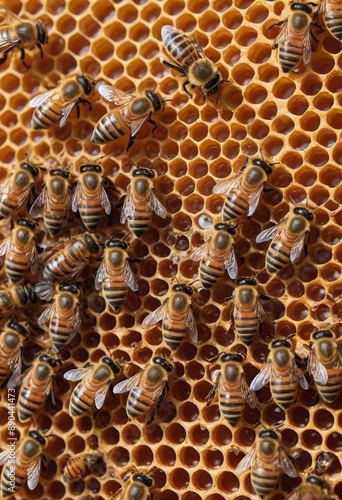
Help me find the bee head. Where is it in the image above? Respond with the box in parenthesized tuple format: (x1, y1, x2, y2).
(16, 219, 37, 231)
(76, 75, 94, 96)
(259, 429, 278, 440)
(36, 20, 48, 45)
(79, 163, 102, 174)
(132, 168, 155, 179)
(50, 169, 70, 179)
(235, 277, 257, 287)
(291, 2, 312, 13)
(271, 339, 292, 349)
(7, 321, 28, 337)
(311, 330, 334, 341)
(83, 233, 101, 254)
(106, 240, 128, 250)
(306, 476, 326, 488)
(293, 207, 314, 221)
(153, 356, 173, 373)
(20, 162, 39, 177)
(58, 282, 79, 295)
(221, 353, 244, 363)
(252, 158, 273, 175)
(39, 353, 56, 367)
(172, 283, 193, 296)
(145, 90, 163, 113)
(29, 430, 46, 446)
(132, 473, 154, 487)
(101, 356, 121, 374)
(214, 223, 236, 235)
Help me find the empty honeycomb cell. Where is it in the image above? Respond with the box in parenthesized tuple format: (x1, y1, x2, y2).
(313, 92, 334, 112)
(224, 46, 242, 66)
(140, 40, 159, 60)
(110, 447, 130, 467)
(142, 423, 163, 445)
(68, 33, 90, 55)
(322, 263, 341, 281)
(170, 469, 190, 489)
(199, 139, 221, 160)
(262, 135, 283, 156)
(210, 122, 229, 142)
(231, 64, 254, 85)
(192, 470, 213, 490)
(307, 147, 330, 167)
(301, 430, 323, 450)
(222, 9, 243, 30)
(198, 11, 220, 32)
(246, 3, 269, 23)
(57, 14, 76, 34)
(116, 41, 138, 61)
(179, 447, 200, 468)
(200, 106, 218, 123)
(310, 186, 330, 206)
(258, 63, 279, 83)
(332, 143, 342, 166)
(248, 43, 271, 64)
(312, 244, 332, 264)
(210, 27, 232, 49)
(327, 109, 342, 129)
(176, 176, 195, 195)
(300, 74, 322, 96)
(175, 13, 197, 31)
(235, 427, 256, 446)
(92, 38, 114, 61)
(217, 471, 239, 493)
(300, 111, 320, 132)
(230, 123, 247, 140)
(248, 120, 269, 140)
(170, 122, 188, 142)
(190, 123, 209, 142)
(327, 433, 342, 452)
(235, 105, 255, 124)
(184, 194, 205, 213)
(132, 445, 153, 466)
(289, 407, 310, 428)
(273, 77, 296, 99)
(157, 445, 177, 466)
(244, 83, 268, 104)
(289, 131, 311, 151)
(322, 226, 342, 245)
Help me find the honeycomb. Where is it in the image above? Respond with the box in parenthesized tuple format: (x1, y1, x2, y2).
(0, 0, 342, 498)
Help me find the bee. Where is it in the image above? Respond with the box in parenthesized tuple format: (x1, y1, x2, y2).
(160, 25, 226, 101)
(113, 356, 173, 423)
(15, 353, 61, 422)
(62, 453, 99, 482)
(0, 219, 38, 283)
(0, 160, 39, 220)
(95, 239, 138, 312)
(250, 339, 309, 409)
(269, 3, 320, 73)
(212, 156, 273, 221)
(307, 330, 342, 403)
(64, 357, 122, 417)
(112, 472, 154, 500)
(142, 284, 197, 352)
(0, 281, 37, 320)
(0, 4, 48, 69)
(29, 167, 72, 235)
(30, 74, 95, 130)
(190, 223, 238, 287)
(91, 85, 165, 149)
(0, 430, 47, 497)
(42, 232, 101, 283)
(318, 0, 342, 42)
(0, 320, 29, 387)
(120, 166, 167, 237)
(72, 163, 111, 231)
(236, 428, 297, 498)
(206, 353, 256, 427)
(285, 474, 331, 500)
(255, 206, 314, 274)
(36, 282, 81, 352)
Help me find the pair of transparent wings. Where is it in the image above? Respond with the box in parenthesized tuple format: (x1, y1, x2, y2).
(307, 348, 331, 385)
(207, 371, 256, 409)
(275, 18, 312, 64)
(5, 347, 23, 388)
(95, 259, 138, 292)
(250, 360, 309, 391)
(213, 175, 265, 218)
(0, 4, 23, 52)
(64, 365, 111, 410)
(120, 186, 167, 224)
(29, 185, 71, 220)
(30, 86, 82, 129)
(37, 300, 81, 345)
(113, 366, 165, 404)
(0, 235, 38, 274)
(142, 301, 198, 343)
(256, 219, 307, 264)
(0, 445, 42, 491)
(190, 237, 238, 280)
(235, 441, 298, 477)
(72, 182, 111, 216)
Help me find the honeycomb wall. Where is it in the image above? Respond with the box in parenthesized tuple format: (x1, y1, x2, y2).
(0, 0, 342, 499)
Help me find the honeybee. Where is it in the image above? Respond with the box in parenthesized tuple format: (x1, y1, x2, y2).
(142, 284, 197, 352)
(112, 472, 154, 500)
(0, 430, 47, 497)
(95, 239, 138, 312)
(160, 25, 226, 101)
(318, 0, 342, 42)
(62, 453, 99, 482)
(0, 320, 29, 387)
(206, 353, 256, 427)
(120, 166, 167, 237)
(30, 74, 95, 130)
(42, 232, 101, 283)
(269, 3, 319, 73)
(285, 474, 331, 500)
(236, 428, 297, 498)
(250, 339, 309, 409)
(0, 219, 38, 283)
(91, 85, 165, 149)
(255, 206, 314, 274)
(36, 282, 81, 352)
(29, 167, 72, 235)
(0, 282, 37, 320)
(307, 330, 342, 403)
(113, 356, 173, 423)
(72, 163, 111, 231)
(0, 160, 39, 220)
(15, 353, 61, 422)
(190, 223, 238, 287)
(64, 357, 122, 417)
(0, 4, 48, 69)
(212, 156, 273, 221)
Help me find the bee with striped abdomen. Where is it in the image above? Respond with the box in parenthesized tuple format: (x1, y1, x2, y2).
(112, 472, 154, 500)
(0, 219, 38, 283)
(29, 167, 72, 235)
(95, 239, 138, 312)
(0, 160, 39, 220)
(0, 430, 47, 497)
(113, 356, 173, 424)
(64, 357, 122, 417)
(318, 0, 342, 42)
(62, 453, 100, 482)
(269, 3, 320, 73)
(161, 25, 226, 101)
(36, 282, 81, 352)
(285, 474, 331, 500)
(213, 156, 273, 221)
(190, 223, 238, 287)
(30, 74, 95, 130)
(256, 206, 314, 274)
(91, 85, 165, 149)
(0, 320, 29, 388)
(0, 282, 37, 320)
(307, 330, 342, 403)
(42, 232, 101, 283)
(0, 4, 48, 69)
(251, 339, 309, 409)
(236, 428, 297, 498)
(72, 163, 111, 231)
(206, 353, 256, 427)
(142, 284, 197, 352)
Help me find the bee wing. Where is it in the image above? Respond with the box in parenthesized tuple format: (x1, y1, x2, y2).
(224, 247, 238, 280)
(0, 4, 23, 23)
(247, 184, 265, 217)
(291, 363, 309, 390)
(151, 381, 167, 401)
(34, 282, 55, 301)
(95, 385, 110, 409)
(277, 446, 298, 478)
(274, 20, 289, 46)
(29, 90, 57, 109)
(100, 186, 112, 215)
(302, 29, 312, 65)
(30, 244, 39, 275)
(0, 37, 20, 52)
(206, 371, 221, 404)
(235, 445, 257, 473)
(0, 176, 11, 196)
(256, 300, 265, 324)
(212, 176, 240, 195)
(37, 303, 55, 325)
(64, 366, 92, 381)
(0, 235, 11, 256)
(307, 349, 329, 385)
(255, 223, 282, 244)
(123, 261, 139, 292)
(290, 235, 306, 264)
(240, 374, 257, 409)
(250, 361, 272, 391)
(27, 456, 42, 490)
(113, 370, 144, 394)
(29, 188, 47, 218)
(98, 84, 134, 105)
(120, 188, 135, 223)
(186, 306, 198, 342)
(125, 114, 149, 137)
(59, 100, 78, 128)
(141, 303, 167, 329)
(149, 190, 167, 219)
(0, 449, 12, 465)
(68, 306, 81, 343)
(71, 182, 80, 213)
(190, 239, 211, 261)
(7, 349, 23, 389)
(95, 260, 107, 290)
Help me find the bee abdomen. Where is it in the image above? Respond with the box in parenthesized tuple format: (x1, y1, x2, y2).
(32, 102, 63, 130)
(223, 194, 248, 221)
(271, 380, 296, 408)
(325, 16, 342, 40)
(70, 387, 94, 416)
(127, 389, 152, 418)
(251, 467, 278, 498)
(79, 205, 103, 230)
(103, 284, 127, 311)
(128, 213, 152, 237)
(235, 315, 258, 345)
(91, 113, 125, 144)
(2, 465, 26, 497)
(0, 195, 17, 217)
(18, 388, 45, 421)
(316, 376, 342, 402)
(266, 242, 290, 273)
(278, 46, 302, 73)
(220, 394, 244, 426)
(163, 323, 186, 351)
(199, 261, 224, 288)
(44, 214, 66, 234)
(43, 255, 73, 281)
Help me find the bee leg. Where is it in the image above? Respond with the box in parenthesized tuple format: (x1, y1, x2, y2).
(126, 135, 135, 151)
(0, 46, 16, 67)
(80, 98, 92, 111)
(41, 454, 48, 472)
(224, 295, 233, 304)
(37, 43, 44, 58)
(199, 87, 207, 101)
(161, 59, 184, 74)
(268, 20, 286, 30)
(310, 29, 320, 42)
(76, 103, 80, 119)
(20, 49, 30, 70)
(148, 116, 157, 133)
(183, 80, 193, 98)
(259, 294, 272, 300)
(235, 252, 245, 263)
(93, 408, 100, 420)
(311, 22, 325, 32)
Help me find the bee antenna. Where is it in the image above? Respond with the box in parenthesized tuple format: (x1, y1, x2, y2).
(208, 351, 224, 363)
(259, 148, 265, 162)
(128, 156, 139, 169)
(188, 279, 198, 287)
